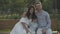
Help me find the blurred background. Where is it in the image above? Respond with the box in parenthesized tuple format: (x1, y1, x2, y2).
(0, 0, 60, 34)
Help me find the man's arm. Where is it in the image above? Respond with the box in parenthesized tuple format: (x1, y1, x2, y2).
(42, 13, 51, 34)
(45, 13, 51, 29)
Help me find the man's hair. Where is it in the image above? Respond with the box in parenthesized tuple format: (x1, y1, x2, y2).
(34, 1, 42, 7)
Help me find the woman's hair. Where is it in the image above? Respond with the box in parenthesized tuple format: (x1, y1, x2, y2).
(26, 6, 37, 21)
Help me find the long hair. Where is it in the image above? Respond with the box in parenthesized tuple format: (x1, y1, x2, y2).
(26, 6, 37, 21)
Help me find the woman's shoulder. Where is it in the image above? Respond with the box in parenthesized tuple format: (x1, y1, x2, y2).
(22, 12, 27, 17)
(20, 17, 27, 21)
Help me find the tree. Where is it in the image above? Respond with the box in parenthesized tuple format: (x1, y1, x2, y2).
(42, 0, 53, 14)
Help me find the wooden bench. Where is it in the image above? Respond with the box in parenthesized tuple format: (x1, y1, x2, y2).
(0, 19, 19, 30)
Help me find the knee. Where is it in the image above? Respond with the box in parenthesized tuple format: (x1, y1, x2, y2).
(37, 29, 42, 34)
(47, 29, 52, 32)
(46, 29, 52, 34)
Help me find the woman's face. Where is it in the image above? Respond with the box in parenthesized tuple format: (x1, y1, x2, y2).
(29, 8, 34, 14)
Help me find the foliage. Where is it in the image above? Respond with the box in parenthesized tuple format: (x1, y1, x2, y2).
(42, 0, 53, 14)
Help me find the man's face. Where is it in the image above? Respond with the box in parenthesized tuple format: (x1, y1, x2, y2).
(35, 3, 42, 11)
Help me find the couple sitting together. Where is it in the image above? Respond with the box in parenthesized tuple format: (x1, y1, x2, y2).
(10, 1, 52, 34)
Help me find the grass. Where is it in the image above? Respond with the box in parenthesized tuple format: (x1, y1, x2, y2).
(0, 14, 21, 19)
(0, 29, 11, 32)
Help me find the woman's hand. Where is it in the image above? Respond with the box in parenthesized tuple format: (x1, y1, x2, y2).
(29, 31, 35, 34)
(21, 22, 30, 33)
(29, 29, 35, 34)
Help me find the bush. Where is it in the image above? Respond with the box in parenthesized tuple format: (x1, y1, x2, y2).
(0, 14, 21, 19)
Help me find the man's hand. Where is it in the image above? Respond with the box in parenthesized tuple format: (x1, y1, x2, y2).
(42, 29, 47, 34)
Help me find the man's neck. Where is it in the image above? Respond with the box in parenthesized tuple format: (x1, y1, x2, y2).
(37, 9, 42, 13)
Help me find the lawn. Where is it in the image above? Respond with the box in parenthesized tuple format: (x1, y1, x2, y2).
(0, 29, 11, 33)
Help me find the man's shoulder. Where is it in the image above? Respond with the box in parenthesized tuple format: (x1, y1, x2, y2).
(42, 10, 49, 15)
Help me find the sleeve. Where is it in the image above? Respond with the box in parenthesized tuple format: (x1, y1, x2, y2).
(28, 22, 31, 27)
(10, 28, 18, 34)
(45, 13, 51, 29)
(20, 17, 28, 24)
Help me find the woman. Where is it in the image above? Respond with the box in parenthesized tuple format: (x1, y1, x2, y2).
(10, 6, 37, 34)
(26, 6, 38, 34)
(28, 14, 38, 34)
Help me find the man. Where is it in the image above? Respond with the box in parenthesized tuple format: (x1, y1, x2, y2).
(34, 2, 52, 34)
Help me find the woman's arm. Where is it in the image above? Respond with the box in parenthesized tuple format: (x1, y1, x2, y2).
(35, 27, 38, 34)
(21, 22, 30, 33)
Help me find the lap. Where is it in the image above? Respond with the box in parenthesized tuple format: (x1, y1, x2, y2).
(37, 28, 52, 34)
(46, 29, 52, 34)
